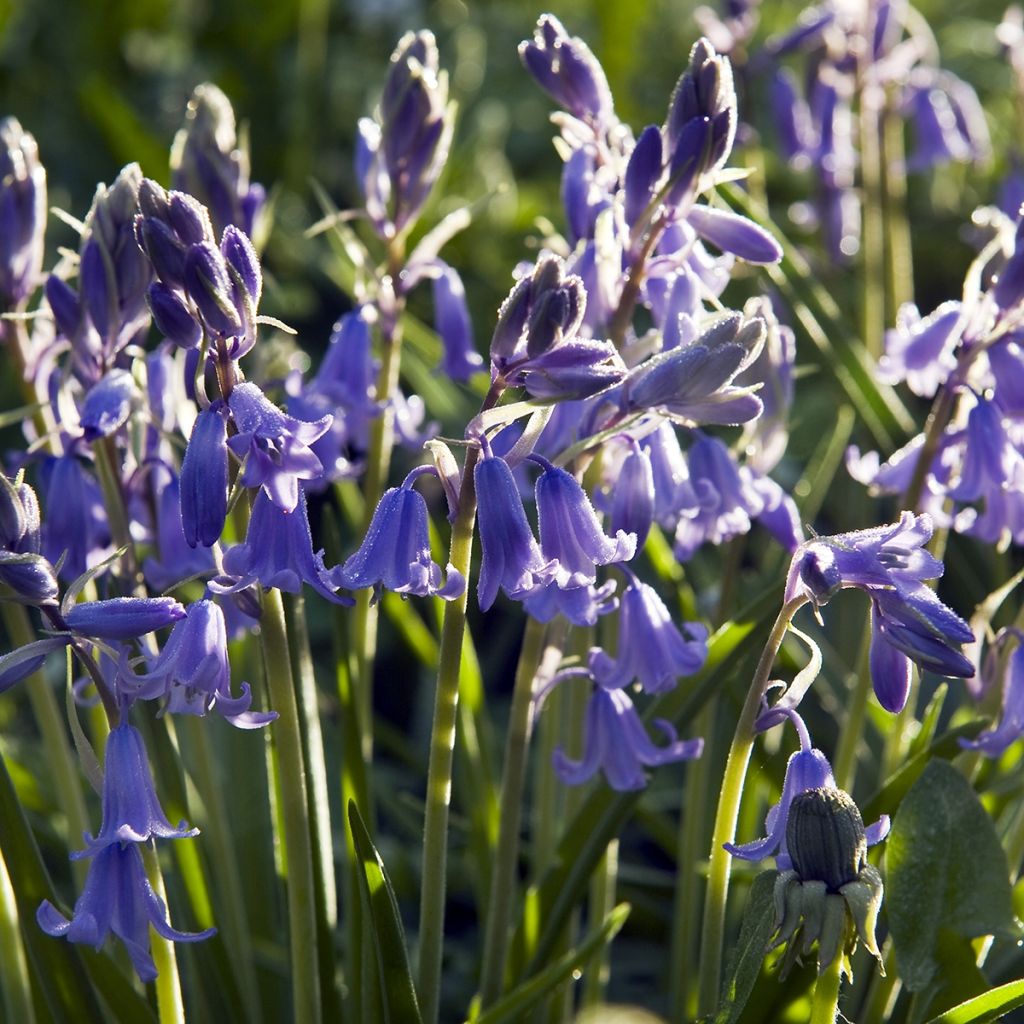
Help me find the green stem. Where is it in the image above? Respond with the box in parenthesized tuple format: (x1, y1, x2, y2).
(859, 75, 886, 360)
(93, 435, 142, 591)
(881, 101, 914, 313)
(810, 954, 844, 1024)
(479, 617, 549, 1008)
(144, 842, 186, 1024)
(417, 384, 503, 1024)
(696, 597, 807, 1017)
(579, 839, 617, 1008)
(0, 845, 34, 1024)
(833, 628, 873, 792)
(260, 587, 322, 1024)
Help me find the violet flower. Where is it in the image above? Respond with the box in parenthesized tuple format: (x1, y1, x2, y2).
(39, 452, 111, 580)
(38, 843, 215, 983)
(553, 685, 703, 791)
(532, 455, 636, 588)
(74, 723, 197, 856)
(180, 402, 229, 548)
(0, 117, 46, 311)
(335, 468, 464, 600)
(877, 301, 961, 399)
(961, 628, 1024, 757)
(522, 578, 618, 627)
(63, 597, 186, 642)
(227, 382, 331, 512)
(589, 570, 708, 693)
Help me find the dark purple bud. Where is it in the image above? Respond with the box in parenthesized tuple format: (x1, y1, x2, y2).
(0, 475, 25, 548)
(687, 205, 782, 264)
(137, 177, 170, 220)
(0, 637, 69, 693)
(665, 117, 711, 207)
(136, 217, 187, 288)
(15, 482, 41, 555)
(666, 38, 736, 174)
(220, 225, 261, 306)
(79, 238, 113, 342)
(80, 368, 137, 441)
(490, 275, 532, 362)
(0, 117, 46, 309)
(0, 551, 58, 604)
(168, 191, 214, 245)
(183, 242, 241, 337)
(181, 404, 228, 547)
(624, 126, 664, 228)
(45, 274, 80, 338)
(64, 596, 186, 640)
(148, 282, 202, 349)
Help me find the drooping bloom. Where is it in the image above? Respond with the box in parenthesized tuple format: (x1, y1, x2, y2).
(961, 628, 1024, 757)
(522, 578, 618, 627)
(335, 468, 464, 600)
(474, 450, 556, 611)
(553, 685, 703, 791)
(589, 570, 708, 693)
(227, 382, 331, 512)
(122, 598, 276, 728)
(38, 843, 215, 983)
(74, 723, 198, 856)
(532, 456, 636, 588)
(785, 512, 974, 710)
(180, 402, 229, 549)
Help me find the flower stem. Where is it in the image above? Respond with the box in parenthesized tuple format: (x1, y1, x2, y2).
(259, 586, 322, 1024)
(810, 953, 844, 1024)
(144, 842, 186, 1024)
(696, 597, 807, 1017)
(833, 627, 873, 791)
(479, 616, 549, 1008)
(418, 384, 503, 1024)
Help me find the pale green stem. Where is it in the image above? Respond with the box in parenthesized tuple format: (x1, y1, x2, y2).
(144, 842, 186, 1024)
(669, 701, 715, 1021)
(479, 616, 549, 1008)
(881, 102, 914, 313)
(0, 845, 34, 1024)
(810, 954, 844, 1024)
(418, 378, 503, 1024)
(93, 435, 142, 592)
(697, 597, 807, 1017)
(260, 587, 322, 1024)
(580, 839, 617, 1008)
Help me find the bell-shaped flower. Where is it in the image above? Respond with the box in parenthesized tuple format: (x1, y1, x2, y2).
(38, 842, 215, 983)
(180, 402, 229, 548)
(220, 488, 352, 605)
(431, 263, 483, 382)
(961, 629, 1024, 757)
(589, 570, 707, 693)
(141, 465, 214, 592)
(334, 468, 464, 600)
(79, 369, 137, 441)
(64, 597, 186, 641)
(532, 455, 636, 588)
(122, 598, 276, 729)
(40, 452, 112, 581)
(553, 685, 703, 791)
(877, 301, 961, 399)
(522, 578, 618, 627)
(74, 723, 198, 856)
(596, 438, 655, 547)
(227, 382, 331, 512)
(474, 449, 556, 611)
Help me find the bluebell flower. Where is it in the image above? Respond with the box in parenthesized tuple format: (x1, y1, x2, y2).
(226, 382, 331, 512)
(180, 403, 229, 548)
(0, 551, 59, 605)
(123, 598, 276, 728)
(0, 117, 46, 311)
(532, 456, 636, 588)
(553, 685, 703, 791)
(335, 468, 464, 600)
(522, 578, 618, 627)
(785, 512, 974, 709)
(961, 629, 1024, 757)
(595, 438, 655, 547)
(171, 83, 265, 237)
(74, 723, 198, 856)
(220, 488, 352, 605)
(877, 301, 961, 399)
(431, 263, 483, 381)
(63, 597, 186, 641)
(589, 570, 708, 693)
(80, 369, 137, 441)
(141, 464, 215, 592)
(474, 450, 556, 611)
(40, 452, 112, 581)
(38, 842, 215, 983)
(0, 636, 70, 694)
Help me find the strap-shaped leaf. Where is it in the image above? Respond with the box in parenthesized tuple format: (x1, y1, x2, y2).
(924, 976, 1024, 1024)
(347, 801, 423, 1024)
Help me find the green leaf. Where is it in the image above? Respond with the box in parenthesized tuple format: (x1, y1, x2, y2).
(923, 976, 1024, 1023)
(475, 904, 630, 1024)
(887, 761, 1017, 991)
(917, 930, 989, 1022)
(347, 801, 423, 1024)
(714, 871, 778, 1024)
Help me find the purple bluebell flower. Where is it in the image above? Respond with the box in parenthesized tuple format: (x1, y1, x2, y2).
(431, 264, 483, 381)
(532, 456, 636, 588)
(519, 15, 615, 128)
(80, 369, 137, 441)
(589, 570, 707, 693)
(553, 685, 703, 791)
(148, 281, 202, 349)
(0, 551, 58, 605)
(726, 720, 889, 871)
(0, 117, 46, 311)
(474, 449, 556, 611)
(180, 402, 229, 548)
(335, 468, 464, 600)
(785, 513, 974, 708)
(141, 464, 215, 592)
(122, 597, 276, 728)
(220, 488, 352, 605)
(961, 628, 1024, 757)
(74, 722, 198, 856)
(0, 636, 69, 693)
(622, 313, 764, 425)
(596, 438, 655, 546)
(748, 472, 804, 553)
(171, 83, 265, 238)
(522, 578, 618, 627)
(877, 301, 961, 398)
(39, 452, 112, 580)
(226, 382, 331, 512)
(63, 597, 186, 641)
(38, 842, 215, 983)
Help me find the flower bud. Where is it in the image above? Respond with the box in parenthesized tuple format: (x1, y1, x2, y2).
(786, 787, 867, 892)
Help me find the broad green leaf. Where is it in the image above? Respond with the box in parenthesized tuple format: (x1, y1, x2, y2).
(887, 761, 1017, 991)
(475, 903, 630, 1024)
(917, 930, 989, 1022)
(347, 801, 423, 1024)
(924, 976, 1024, 1023)
(714, 871, 778, 1024)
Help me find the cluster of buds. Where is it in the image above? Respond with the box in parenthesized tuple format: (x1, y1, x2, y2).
(0, 116, 46, 312)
